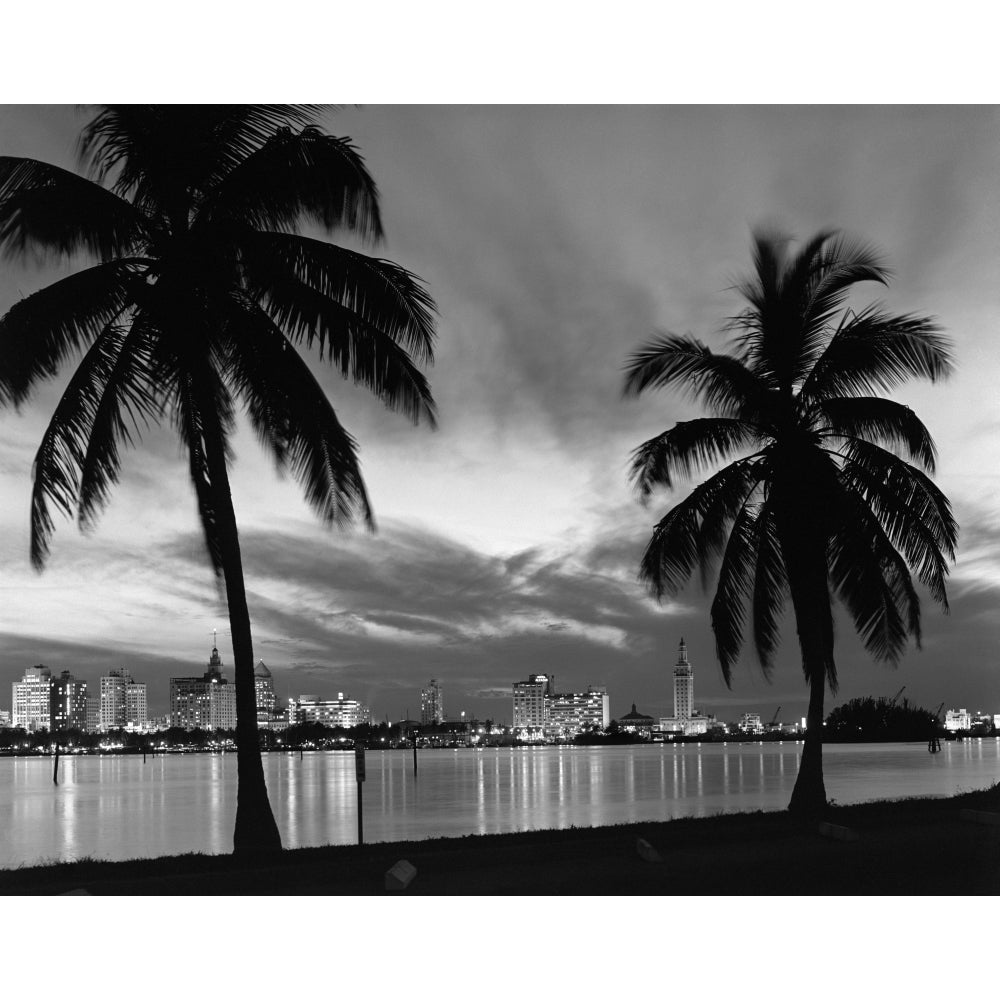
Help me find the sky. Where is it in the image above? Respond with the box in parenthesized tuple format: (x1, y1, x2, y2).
(1, 104, 1000, 725)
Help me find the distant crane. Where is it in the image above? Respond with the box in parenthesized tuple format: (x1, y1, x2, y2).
(889, 686, 906, 706)
(769, 706, 781, 728)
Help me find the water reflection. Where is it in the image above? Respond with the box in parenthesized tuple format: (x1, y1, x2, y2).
(3, 741, 999, 869)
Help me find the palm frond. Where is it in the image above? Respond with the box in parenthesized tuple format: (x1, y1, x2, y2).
(0, 156, 142, 260)
(622, 334, 768, 419)
(79, 105, 325, 209)
(829, 489, 922, 663)
(0, 260, 139, 403)
(204, 126, 382, 239)
(818, 396, 938, 472)
(220, 302, 373, 528)
(750, 500, 788, 673)
(788, 232, 889, 382)
(77, 321, 163, 531)
(802, 305, 953, 400)
(629, 417, 766, 499)
(30, 325, 129, 568)
(638, 458, 760, 599)
(241, 248, 436, 426)
(710, 503, 761, 684)
(242, 232, 436, 363)
(838, 439, 956, 607)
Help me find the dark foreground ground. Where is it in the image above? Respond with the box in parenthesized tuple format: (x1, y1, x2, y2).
(3, 784, 999, 895)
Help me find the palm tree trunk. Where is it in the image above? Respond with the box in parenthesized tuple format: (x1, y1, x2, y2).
(202, 417, 283, 855)
(780, 504, 834, 818)
(788, 669, 827, 815)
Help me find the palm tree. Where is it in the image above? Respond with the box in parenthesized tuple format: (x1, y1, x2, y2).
(0, 106, 436, 853)
(623, 229, 956, 815)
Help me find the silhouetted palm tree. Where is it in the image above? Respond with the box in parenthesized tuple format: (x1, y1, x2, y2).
(0, 106, 436, 852)
(623, 229, 956, 815)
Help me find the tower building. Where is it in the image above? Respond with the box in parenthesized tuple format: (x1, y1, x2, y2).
(658, 639, 709, 737)
(169, 638, 236, 730)
(674, 638, 693, 721)
(50, 670, 88, 732)
(254, 660, 276, 728)
(421, 679, 444, 724)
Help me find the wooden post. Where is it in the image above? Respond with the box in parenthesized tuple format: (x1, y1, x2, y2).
(412, 732, 418, 777)
(355, 744, 366, 845)
(53, 743, 60, 785)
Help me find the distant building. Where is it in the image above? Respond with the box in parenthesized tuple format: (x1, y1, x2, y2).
(618, 703, 655, 735)
(657, 640, 710, 736)
(548, 686, 610, 737)
(99, 668, 147, 731)
(512, 674, 555, 731)
(739, 712, 764, 735)
(50, 670, 88, 732)
(292, 693, 370, 728)
(146, 714, 171, 733)
(86, 699, 101, 734)
(12, 665, 52, 732)
(0, 709, 11, 727)
(170, 641, 236, 730)
(421, 679, 444, 725)
(673, 639, 693, 721)
(944, 708, 971, 732)
(254, 660, 276, 729)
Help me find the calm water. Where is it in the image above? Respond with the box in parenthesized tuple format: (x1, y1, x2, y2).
(1, 740, 998, 869)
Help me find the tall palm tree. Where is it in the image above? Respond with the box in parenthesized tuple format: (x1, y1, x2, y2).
(623, 229, 956, 815)
(0, 106, 436, 853)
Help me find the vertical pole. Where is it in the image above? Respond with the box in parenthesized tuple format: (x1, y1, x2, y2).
(412, 732, 418, 777)
(53, 743, 60, 785)
(357, 779, 364, 845)
(355, 742, 365, 844)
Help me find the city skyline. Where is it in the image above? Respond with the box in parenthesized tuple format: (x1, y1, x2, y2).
(2, 106, 1000, 726)
(5, 632, 996, 729)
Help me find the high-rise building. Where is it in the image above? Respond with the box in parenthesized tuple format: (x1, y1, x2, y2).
(0, 710, 10, 728)
(421, 679, 444, 724)
(291, 693, 371, 728)
(674, 638, 693, 721)
(86, 699, 101, 734)
(170, 641, 236, 730)
(254, 660, 276, 729)
(12, 665, 52, 731)
(99, 668, 147, 731)
(657, 640, 710, 736)
(50, 670, 88, 732)
(548, 686, 610, 737)
(512, 674, 555, 731)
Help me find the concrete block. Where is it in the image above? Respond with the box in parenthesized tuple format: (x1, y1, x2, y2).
(818, 821, 859, 842)
(960, 809, 1000, 827)
(385, 859, 417, 891)
(636, 837, 663, 863)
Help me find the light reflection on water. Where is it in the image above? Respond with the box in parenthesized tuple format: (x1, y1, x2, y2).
(1, 740, 999, 869)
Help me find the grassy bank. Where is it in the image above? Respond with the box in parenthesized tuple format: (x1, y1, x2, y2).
(3, 783, 999, 895)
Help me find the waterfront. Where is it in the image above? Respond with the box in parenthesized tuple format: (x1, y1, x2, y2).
(2, 740, 999, 870)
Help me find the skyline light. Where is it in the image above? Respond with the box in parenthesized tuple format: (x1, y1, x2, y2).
(1, 106, 999, 725)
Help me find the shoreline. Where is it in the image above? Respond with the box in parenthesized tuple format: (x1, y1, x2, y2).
(2, 734, 991, 758)
(3, 782, 998, 895)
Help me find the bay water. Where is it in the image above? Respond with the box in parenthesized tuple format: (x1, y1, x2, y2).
(2, 739, 998, 870)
